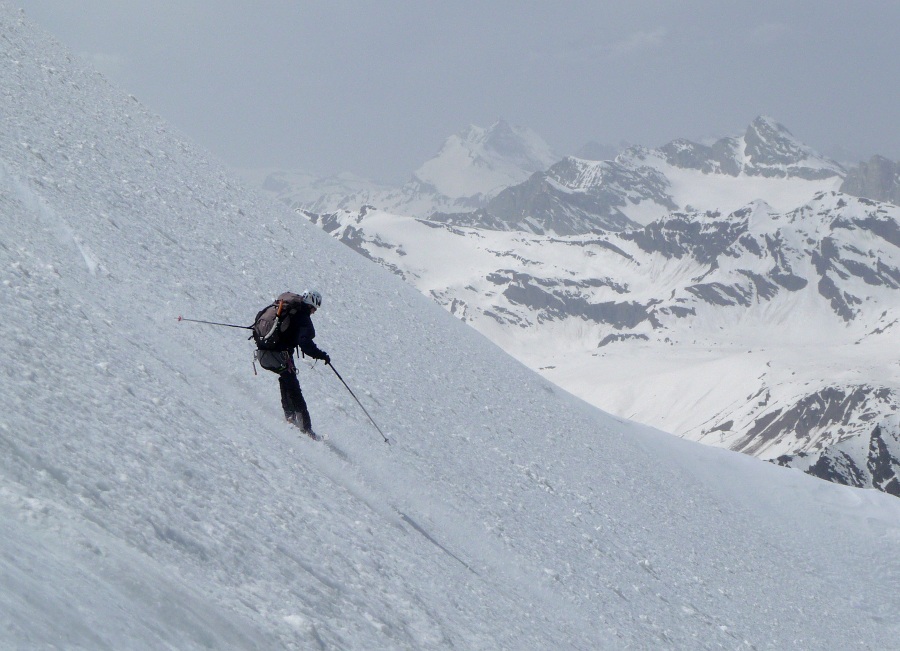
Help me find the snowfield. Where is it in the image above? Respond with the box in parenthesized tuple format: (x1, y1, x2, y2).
(2, 5, 900, 650)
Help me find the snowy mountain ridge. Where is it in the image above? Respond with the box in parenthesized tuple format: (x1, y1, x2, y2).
(4, 5, 900, 649)
(433, 116, 845, 236)
(655, 115, 845, 180)
(254, 116, 848, 235)
(777, 415, 900, 496)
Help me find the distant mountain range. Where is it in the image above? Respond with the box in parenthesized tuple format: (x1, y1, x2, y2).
(244, 119, 558, 217)
(431, 116, 847, 235)
(252, 117, 900, 498)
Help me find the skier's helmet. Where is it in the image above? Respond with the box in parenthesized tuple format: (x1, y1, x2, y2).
(301, 289, 323, 309)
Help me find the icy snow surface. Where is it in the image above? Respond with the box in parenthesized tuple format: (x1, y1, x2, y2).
(2, 5, 900, 649)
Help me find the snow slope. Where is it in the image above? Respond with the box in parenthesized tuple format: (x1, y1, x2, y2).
(3, 5, 900, 649)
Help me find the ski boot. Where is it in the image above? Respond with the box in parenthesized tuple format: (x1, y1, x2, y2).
(286, 412, 320, 441)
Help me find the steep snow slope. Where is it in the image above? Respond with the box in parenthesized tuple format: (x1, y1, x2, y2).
(3, 5, 900, 650)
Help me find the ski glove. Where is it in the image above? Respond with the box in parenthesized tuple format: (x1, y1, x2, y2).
(321, 352, 331, 365)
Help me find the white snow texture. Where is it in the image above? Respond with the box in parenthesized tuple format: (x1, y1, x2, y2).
(1, 6, 899, 650)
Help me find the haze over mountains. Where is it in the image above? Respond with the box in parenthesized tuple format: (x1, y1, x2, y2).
(261, 117, 900, 498)
(243, 119, 559, 219)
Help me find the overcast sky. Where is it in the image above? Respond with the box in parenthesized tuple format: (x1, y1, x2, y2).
(14, 1, 900, 183)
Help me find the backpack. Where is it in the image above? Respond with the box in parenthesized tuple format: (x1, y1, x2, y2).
(251, 292, 306, 350)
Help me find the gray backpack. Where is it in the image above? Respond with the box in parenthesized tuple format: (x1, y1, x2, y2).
(251, 292, 305, 351)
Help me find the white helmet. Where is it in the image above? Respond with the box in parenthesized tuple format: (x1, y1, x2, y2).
(301, 289, 322, 309)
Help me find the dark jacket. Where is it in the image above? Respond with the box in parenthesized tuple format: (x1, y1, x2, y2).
(290, 303, 328, 360)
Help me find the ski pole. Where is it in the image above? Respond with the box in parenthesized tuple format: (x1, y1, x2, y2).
(177, 316, 253, 330)
(328, 363, 390, 444)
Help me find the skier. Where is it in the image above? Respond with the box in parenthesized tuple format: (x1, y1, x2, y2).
(252, 290, 330, 439)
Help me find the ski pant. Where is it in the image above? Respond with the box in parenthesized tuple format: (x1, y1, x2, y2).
(279, 371, 312, 431)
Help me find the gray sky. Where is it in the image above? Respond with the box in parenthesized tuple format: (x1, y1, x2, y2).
(14, 1, 900, 183)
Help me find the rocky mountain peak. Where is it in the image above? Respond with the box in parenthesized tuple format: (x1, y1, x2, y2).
(742, 115, 844, 179)
(776, 416, 900, 497)
(654, 116, 843, 180)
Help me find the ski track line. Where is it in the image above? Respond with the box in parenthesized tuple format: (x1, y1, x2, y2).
(312, 433, 478, 575)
